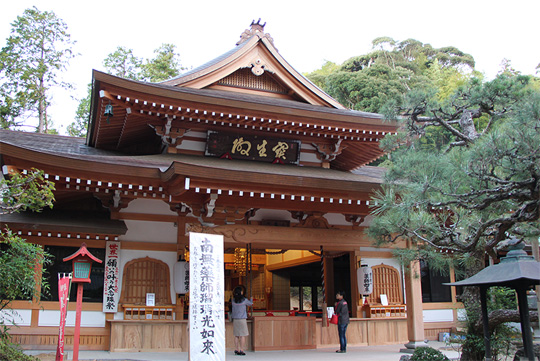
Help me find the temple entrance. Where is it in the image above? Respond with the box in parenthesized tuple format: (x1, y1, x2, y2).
(265, 253, 353, 317)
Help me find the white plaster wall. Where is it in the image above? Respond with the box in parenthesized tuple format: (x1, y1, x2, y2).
(176, 139, 206, 152)
(360, 257, 402, 275)
(183, 130, 207, 139)
(249, 209, 299, 223)
(120, 220, 177, 243)
(174, 130, 206, 152)
(0, 309, 32, 326)
(38, 310, 105, 327)
(299, 143, 322, 165)
(121, 199, 177, 215)
(423, 309, 454, 323)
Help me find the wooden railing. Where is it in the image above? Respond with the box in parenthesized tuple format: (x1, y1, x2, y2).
(364, 304, 406, 318)
(122, 304, 175, 320)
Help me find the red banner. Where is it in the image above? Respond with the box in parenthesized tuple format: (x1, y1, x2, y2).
(56, 274, 71, 361)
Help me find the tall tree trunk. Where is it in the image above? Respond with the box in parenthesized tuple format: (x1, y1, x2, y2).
(38, 76, 45, 133)
(458, 253, 485, 361)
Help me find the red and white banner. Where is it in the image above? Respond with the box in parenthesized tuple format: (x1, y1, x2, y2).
(55, 273, 72, 361)
(102, 241, 121, 313)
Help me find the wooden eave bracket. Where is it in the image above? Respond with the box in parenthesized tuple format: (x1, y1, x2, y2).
(312, 139, 346, 168)
(344, 214, 366, 228)
(149, 117, 188, 148)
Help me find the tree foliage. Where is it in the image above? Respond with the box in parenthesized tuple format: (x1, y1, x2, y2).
(102, 46, 143, 80)
(68, 43, 185, 137)
(306, 37, 476, 113)
(0, 169, 54, 338)
(368, 74, 539, 360)
(0, 7, 76, 133)
(141, 43, 184, 82)
(1, 169, 55, 215)
(66, 83, 91, 137)
(369, 74, 539, 262)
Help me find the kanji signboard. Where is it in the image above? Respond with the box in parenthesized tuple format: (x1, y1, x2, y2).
(102, 241, 121, 313)
(205, 131, 301, 164)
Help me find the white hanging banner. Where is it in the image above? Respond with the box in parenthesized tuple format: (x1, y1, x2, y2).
(357, 264, 373, 295)
(102, 241, 121, 313)
(189, 232, 225, 361)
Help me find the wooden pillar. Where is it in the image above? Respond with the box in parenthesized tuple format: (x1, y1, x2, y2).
(324, 256, 334, 308)
(72, 283, 84, 361)
(402, 259, 427, 351)
(349, 251, 360, 318)
(31, 252, 43, 328)
(176, 216, 188, 320)
(264, 253, 273, 310)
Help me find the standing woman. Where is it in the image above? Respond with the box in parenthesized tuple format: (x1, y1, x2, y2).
(231, 285, 253, 356)
(335, 290, 350, 353)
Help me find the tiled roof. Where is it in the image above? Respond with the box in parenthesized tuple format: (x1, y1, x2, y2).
(1, 130, 385, 184)
(97, 70, 384, 122)
(159, 40, 252, 85)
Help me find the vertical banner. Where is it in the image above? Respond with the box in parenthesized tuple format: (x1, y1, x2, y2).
(102, 241, 121, 313)
(55, 273, 72, 361)
(189, 232, 225, 361)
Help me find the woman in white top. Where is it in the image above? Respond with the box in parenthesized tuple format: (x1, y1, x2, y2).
(231, 285, 253, 356)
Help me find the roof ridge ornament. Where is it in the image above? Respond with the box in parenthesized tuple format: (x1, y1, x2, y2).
(236, 19, 275, 47)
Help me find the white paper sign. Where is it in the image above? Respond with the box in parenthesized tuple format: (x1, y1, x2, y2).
(326, 307, 334, 319)
(102, 241, 121, 313)
(146, 293, 155, 307)
(189, 232, 225, 360)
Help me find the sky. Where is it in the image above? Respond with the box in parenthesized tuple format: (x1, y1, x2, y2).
(1, 0, 539, 134)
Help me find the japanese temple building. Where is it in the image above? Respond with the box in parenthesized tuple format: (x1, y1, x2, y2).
(0, 21, 463, 352)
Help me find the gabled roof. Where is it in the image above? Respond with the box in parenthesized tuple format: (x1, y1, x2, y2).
(160, 21, 344, 109)
(86, 22, 398, 170)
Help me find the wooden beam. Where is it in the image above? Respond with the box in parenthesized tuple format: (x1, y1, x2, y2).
(188, 224, 377, 251)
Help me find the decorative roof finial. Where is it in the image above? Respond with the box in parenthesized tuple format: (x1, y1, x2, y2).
(250, 18, 266, 32)
(236, 19, 274, 47)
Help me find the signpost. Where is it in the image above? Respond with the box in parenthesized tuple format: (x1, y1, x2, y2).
(102, 241, 121, 313)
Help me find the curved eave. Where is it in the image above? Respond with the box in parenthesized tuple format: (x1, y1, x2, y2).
(90, 70, 395, 129)
(0, 138, 383, 198)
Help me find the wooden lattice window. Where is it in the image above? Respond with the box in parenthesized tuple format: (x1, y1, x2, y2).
(119, 257, 171, 305)
(371, 264, 403, 304)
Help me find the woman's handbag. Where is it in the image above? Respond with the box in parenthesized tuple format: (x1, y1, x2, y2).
(330, 314, 338, 324)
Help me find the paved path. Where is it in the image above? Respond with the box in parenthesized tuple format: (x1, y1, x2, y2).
(26, 341, 461, 361)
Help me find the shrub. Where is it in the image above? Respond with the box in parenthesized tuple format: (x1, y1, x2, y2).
(0, 339, 39, 361)
(410, 346, 450, 361)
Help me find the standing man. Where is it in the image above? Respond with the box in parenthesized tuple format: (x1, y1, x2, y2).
(335, 290, 350, 353)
